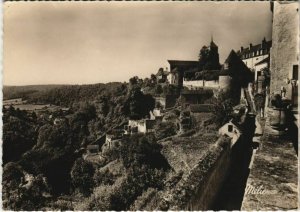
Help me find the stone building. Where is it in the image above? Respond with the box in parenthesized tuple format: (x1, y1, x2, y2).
(254, 57, 269, 81)
(218, 119, 242, 145)
(237, 38, 271, 71)
(167, 60, 199, 87)
(219, 50, 254, 101)
(269, 1, 299, 105)
(124, 119, 156, 135)
(167, 38, 221, 88)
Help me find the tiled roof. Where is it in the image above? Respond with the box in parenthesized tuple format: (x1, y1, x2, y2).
(237, 40, 272, 57)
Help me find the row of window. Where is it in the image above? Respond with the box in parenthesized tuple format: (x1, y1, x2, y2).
(242, 49, 269, 59)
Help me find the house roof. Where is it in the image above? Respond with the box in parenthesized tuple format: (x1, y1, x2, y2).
(229, 119, 243, 131)
(168, 60, 199, 67)
(87, 145, 99, 150)
(237, 40, 272, 57)
(220, 50, 254, 84)
(255, 56, 269, 66)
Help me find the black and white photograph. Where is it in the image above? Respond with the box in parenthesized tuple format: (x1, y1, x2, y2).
(2, 1, 299, 210)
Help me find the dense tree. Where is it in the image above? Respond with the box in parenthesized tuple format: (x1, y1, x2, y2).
(198, 46, 210, 70)
(120, 134, 170, 170)
(155, 84, 163, 95)
(154, 121, 177, 140)
(3, 162, 51, 210)
(123, 86, 155, 120)
(71, 158, 95, 196)
(211, 91, 234, 127)
(150, 74, 157, 84)
(3, 107, 37, 164)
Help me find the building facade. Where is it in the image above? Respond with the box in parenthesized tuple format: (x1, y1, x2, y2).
(237, 38, 271, 71)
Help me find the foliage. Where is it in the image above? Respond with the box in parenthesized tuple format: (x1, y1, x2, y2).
(162, 84, 179, 96)
(154, 121, 177, 140)
(71, 158, 95, 196)
(3, 162, 51, 210)
(123, 86, 155, 120)
(130, 187, 160, 210)
(198, 45, 221, 71)
(261, 67, 270, 86)
(211, 91, 234, 127)
(120, 134, 170, 170)
(93, 168, 115, 186)
(89, 166, 165, 211)
(2, 107, 37, 164)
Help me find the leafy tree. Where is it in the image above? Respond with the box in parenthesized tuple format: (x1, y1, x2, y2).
(3, 109, 37, 164)
(123, 86, 155, 120)
(155, 84, 163, 95)
(129, 76, 139, 87)
(71, 158, 95, 196)
(162, 84, 179, 96)
(150, 74, 157, 84)
(2, 162, 25, 210)
(120, 134, 170, 170)
(154, 121, 177, 140)
(3, 163, 50, 210)
(198, 46, 210, 70)
(93, 168, 115, 186)
(211, 91, 234, 127)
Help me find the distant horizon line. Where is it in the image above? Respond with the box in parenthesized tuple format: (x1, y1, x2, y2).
(3, 81, 128, 87)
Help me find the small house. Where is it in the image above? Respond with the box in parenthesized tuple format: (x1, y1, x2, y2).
(87, 145, 100, 155)
(218, 119, 242, 145)
(150, 108, 164, 120)
(124, 119, 156, 135)
(104, 129, 124, 149)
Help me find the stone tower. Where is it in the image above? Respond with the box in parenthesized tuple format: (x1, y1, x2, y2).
(269, 2, 299, 104)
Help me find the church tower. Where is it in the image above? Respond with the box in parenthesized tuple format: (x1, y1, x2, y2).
(198, 35, 221, 70)
(208, 35, 221, 70)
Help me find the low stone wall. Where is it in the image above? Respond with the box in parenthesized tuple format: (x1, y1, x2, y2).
(183, 79, 219, 89)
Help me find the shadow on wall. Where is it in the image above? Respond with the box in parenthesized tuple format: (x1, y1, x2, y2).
(212, 114, 256, 210)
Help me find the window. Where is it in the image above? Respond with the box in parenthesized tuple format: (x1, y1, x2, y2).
(257, 71, 262, 76)
(228, 125, 233, 132)
(293, 65, 298, 80)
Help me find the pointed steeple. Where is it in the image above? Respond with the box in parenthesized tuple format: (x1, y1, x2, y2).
(210, 34, 218, 48)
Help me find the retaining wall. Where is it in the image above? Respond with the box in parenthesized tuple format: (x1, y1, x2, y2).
(159, 134, 243, 210)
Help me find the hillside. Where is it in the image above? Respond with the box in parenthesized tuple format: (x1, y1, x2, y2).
(3, 85, 66, 100)
(3, 83, 127, 107)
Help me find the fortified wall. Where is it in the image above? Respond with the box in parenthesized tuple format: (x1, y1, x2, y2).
(158, 132, 246, 210)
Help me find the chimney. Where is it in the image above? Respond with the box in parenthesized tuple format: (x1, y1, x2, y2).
(249, 43, 253, 49)
(262, 37, 266, 48)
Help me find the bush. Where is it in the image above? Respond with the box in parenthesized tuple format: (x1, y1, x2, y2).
(154, 121, 177, 140)
(71, 158, 95, 196)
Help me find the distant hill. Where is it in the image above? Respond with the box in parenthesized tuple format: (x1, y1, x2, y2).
(3, 82, 128, 107)
(3, 84, 67, 100)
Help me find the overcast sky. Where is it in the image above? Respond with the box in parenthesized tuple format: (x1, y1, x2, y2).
(4, 2, 272, 85)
